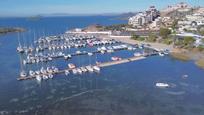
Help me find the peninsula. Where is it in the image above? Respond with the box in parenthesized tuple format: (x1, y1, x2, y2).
(0, 27, 25, 35)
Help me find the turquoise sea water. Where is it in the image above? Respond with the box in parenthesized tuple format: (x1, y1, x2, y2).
(0, 16, 204, 115)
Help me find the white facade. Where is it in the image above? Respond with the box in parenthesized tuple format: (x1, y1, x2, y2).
(178, 12, 204, 32)
(128, 13, 146, 27)
(128, 6, 159, 27)
(161, 2, 190, 13)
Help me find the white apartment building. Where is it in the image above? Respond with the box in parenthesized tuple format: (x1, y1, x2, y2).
(128, 6, 159, 27)
(178, 13, 204, 32)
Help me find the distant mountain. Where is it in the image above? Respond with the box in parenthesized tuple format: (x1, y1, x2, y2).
(27, 15, 43, 21)
(111, 12, 137, 20)
(33, 12, 137, 18)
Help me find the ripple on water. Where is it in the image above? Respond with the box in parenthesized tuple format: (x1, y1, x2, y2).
(60, 91, 65, 94)
(71, 90, 77, 94)
(0, 111, 9, 115)
(165, 91, 186, 95)
(46, 95, 54, 100)
(179, 82, 189, 87)
(69, 85, 77, 88)
(51, 89, 56, 94)
(23, 94, 29, 99)
(9, 98, 19, 103)
(32, 98, 38, 101)
(31, 90, 37, 96)
(22, 100, 28, 104)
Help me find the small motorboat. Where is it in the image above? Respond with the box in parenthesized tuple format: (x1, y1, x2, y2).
(36, 75, 42, 82)
(93, 66, 100, 72)
(68, 63, 76, 69)
(134, 53, 142, 57)
(159, 52, 165, 57)
(156, 82, 169, 88)
(20, 71, 27, 77)
(111, 57, 121, 61)
(86, 66, 94, 73)
(65, 70, 70, 76)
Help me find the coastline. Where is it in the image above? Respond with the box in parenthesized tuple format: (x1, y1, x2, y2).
(0, 27, 25, 35)
(107, 35, 204, 69)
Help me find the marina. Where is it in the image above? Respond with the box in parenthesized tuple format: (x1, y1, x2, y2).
(16, 32, 163, 81)
(17, 55, 148, 81)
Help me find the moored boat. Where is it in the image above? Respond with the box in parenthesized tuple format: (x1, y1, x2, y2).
(93, 66, 100, 72)
(68, 63, 76, 69)
(156, 83, 169, 88)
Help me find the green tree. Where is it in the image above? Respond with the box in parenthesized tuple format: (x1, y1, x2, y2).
(163, 38, 173, 45)
(197, 26, 204, 36)
(199, 30, 204, 36)
(131, 34, 145, 41)
(147, 33, 157, 42)
(131, 34, 139, 40)
(160, 28, 171, 39)
(171, 19, 178, 29)
(197, 45, 204, 51)
(138, 37, 145, 41)
(183, 36, 195, 46)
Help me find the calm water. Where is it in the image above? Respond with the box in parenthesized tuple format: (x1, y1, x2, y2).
(0, 16, 204, 115)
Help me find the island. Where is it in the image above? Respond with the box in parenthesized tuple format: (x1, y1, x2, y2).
(0, 27, 26, 35)
(26, 15, 42, 21)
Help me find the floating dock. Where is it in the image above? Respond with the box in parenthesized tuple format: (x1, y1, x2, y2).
(98, 56, 146, 67)
(17, 54, 153, 81)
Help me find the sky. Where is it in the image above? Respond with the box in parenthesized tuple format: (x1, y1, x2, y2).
(0, 0, 204, 17)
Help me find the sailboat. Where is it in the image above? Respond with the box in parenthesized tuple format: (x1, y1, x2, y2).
(17, 32, 24, 53)
(65, 70, 70, 76)
(20, 71, 27, 77)
(93, 66, 100, 72)
(19, 53, 27, 77)
(36, 75, 42, 82)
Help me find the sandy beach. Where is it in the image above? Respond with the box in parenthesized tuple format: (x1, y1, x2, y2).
(107, 36, 174, 51)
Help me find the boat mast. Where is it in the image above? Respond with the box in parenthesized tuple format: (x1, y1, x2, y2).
(17, 32, 21, 47)
(18, 33, 24, 73)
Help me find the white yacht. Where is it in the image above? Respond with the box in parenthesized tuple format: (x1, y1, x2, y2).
(72, 69, 78, 74)
(65, 70, 70, 76)
(88, 52, 93, 56)
(159, 52, 165, 57)
(20, 71, 27, 77)
(134, 52, 142, 57)
(86, 66, 94, 73)
(42, 75, 48, 80)
(29, 70, 35, 76)
(17, 46, 24, 53)
(93, 66, 100, 72)
(156, 83, 169, 88)
(48, 74, 54, 79)
(36, 75, 42, 82)
(77, 68, 82, 74)
(81, 67, 87, 73)
(68, 63, 76, 69)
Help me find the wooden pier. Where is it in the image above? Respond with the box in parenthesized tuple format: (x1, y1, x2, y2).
(25, 47, 130, 65)
(17, 53, 158, 81)
(98, 56, 146, 67)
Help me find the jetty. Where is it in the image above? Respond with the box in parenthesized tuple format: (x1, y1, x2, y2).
(17, 54, 153, 81)
(98, 56, 146, 67)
